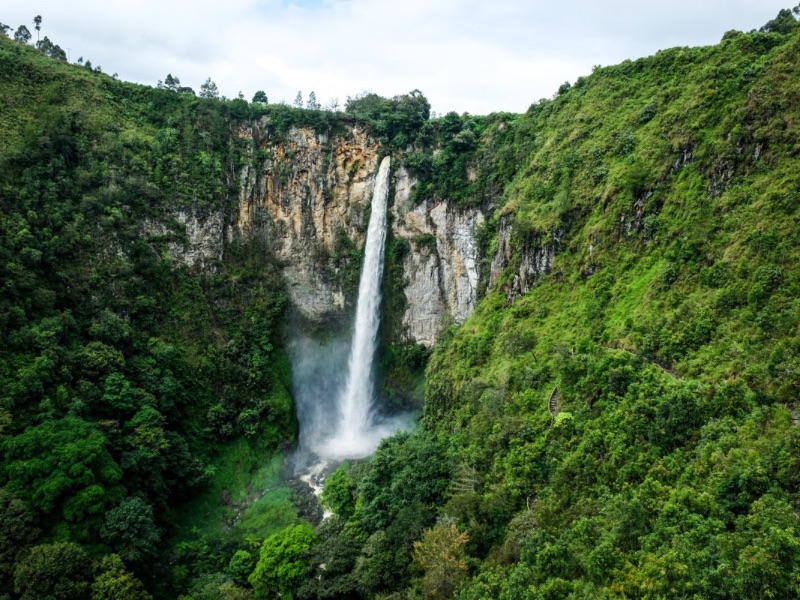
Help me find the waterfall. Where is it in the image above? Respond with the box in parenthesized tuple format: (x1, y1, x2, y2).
(290, 154, 412, 471)
(320, 155, 392, 459)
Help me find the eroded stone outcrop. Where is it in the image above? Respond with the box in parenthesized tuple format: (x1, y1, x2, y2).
(393, 166, 484, 347)
(143, 210, 225, 271)
(143, 124, 489, 346)
(490, 216, 558, 302)
(236, 125, 381, 321)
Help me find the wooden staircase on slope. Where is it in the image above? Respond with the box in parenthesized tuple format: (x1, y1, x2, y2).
(548, 386, 560, 419)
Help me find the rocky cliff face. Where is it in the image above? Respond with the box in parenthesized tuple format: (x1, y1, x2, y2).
(236, 125, 487, 346)
(489, 216, 558, 302)
(392, 166, 484, 347)
(143, 210, 225, 271)
(143, 123, 488, 346)
(236, 125, 381, 321)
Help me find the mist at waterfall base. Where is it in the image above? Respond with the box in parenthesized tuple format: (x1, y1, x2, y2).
(288, 336, 415, 468)
(289, 156, 414, 474)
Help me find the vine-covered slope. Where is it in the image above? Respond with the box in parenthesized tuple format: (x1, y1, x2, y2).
(420, 23, 800, 600)
(309, 21, 800, 600)
(3, 10, 800, 600)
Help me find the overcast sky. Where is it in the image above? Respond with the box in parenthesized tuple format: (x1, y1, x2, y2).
(3, 1, 793, 114)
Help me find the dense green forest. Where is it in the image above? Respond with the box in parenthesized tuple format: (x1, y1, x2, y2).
(3, 7, 800, 600)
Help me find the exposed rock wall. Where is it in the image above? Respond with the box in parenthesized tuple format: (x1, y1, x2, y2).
(235, 128, 487, 346)
(490, 216, 557, 302)
(143, 210, 225, 271)
(142, 123, 489, 346)
(236, 125, 381, 320)
(392, 166, 484, 347)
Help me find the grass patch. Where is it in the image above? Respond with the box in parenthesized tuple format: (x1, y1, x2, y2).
(172, 435, 297, 543)
(231, 486, 298, 541)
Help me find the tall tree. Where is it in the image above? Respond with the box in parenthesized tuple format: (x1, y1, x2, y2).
(14, 543, 92, 600)
(33, 15, 41, 42)
(14, 25, 31, 44)
(293, 90, 303, 108)
(413, 523, 470, 600)
(91, 554, 152, 600)
(161, 74, 181, 92)
(307, 91, 320, 110)
(759, 7, 800, 34)
(252, 90, 268, 104)
(0, 491, 39, 597)
(100, 497, 161, 562)
(249, 524, 317, 598)
(36, 36, 67, 61)
(321, 463, 355, 519)
(199, 77, 219, 99)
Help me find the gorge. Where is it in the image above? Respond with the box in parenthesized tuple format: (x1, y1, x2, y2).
(3, 11, 800, 599)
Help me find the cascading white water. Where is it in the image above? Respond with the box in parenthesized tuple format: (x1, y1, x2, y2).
(290, 154, 413, 472)
(319, 155, 392, 459)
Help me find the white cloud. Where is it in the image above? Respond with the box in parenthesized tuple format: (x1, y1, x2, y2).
(4, 1, 792, 113)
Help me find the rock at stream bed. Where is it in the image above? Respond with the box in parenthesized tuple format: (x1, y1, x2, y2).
(287, 479, 324, 525)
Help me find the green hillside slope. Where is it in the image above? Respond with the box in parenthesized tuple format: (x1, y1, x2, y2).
(0, 33, 300, 598)
(307, 21, 800, 600)
(420, 22, 800, 600)
(3, 9, 800, 600)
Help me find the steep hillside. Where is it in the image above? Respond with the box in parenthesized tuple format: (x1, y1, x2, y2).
(0, 32, 304, 598)
(422, 23, 800, 600)
(3, 9, 800, 600)
(304, 21, 800, 600)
